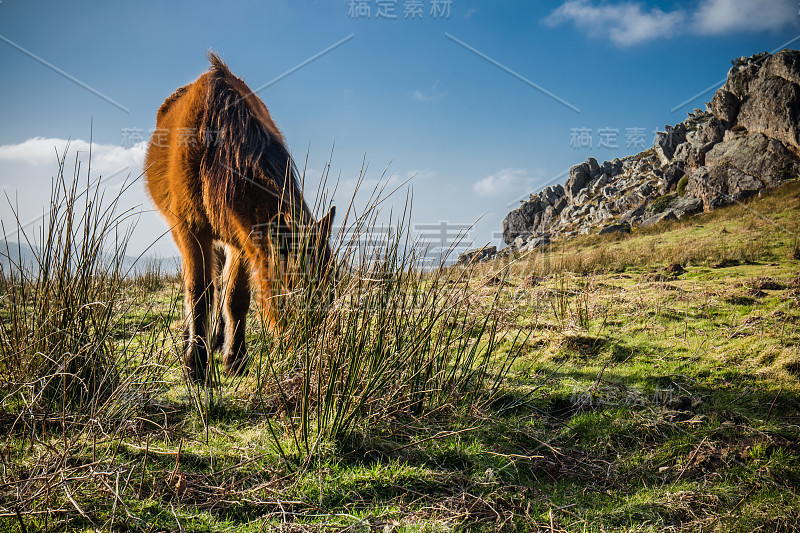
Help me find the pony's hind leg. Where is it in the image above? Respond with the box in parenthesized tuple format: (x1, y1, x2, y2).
(176, 227, 215, 383)
(220, 245, 251, 376)
(211, 243, 227, 352)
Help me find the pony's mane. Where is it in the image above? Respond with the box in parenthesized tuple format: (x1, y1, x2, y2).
(200, 52, 307, 221)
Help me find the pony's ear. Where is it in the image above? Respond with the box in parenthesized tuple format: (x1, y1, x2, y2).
(317, 206, 336, 242)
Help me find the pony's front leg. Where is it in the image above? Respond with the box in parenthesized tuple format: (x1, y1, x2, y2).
(256, 258, 287, 335)
(176, 228, 215, 383)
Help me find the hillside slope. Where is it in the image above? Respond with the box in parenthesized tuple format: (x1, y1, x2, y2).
(5, 173, 799, 532)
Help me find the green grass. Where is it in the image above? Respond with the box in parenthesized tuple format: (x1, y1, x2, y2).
(1, 152, 800, 531)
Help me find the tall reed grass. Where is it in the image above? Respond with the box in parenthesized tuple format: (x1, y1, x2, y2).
(0, 145, 176, 524)
(0, 142, 526, 481)
(194, 164, 527, 463)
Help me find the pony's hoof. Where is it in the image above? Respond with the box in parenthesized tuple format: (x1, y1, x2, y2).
(186, 369, 206, 384)
(224, 357, 248, 377)
(185, 346, 209, 384)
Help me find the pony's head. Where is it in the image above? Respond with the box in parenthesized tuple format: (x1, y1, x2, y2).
(254, 205, 336, 326)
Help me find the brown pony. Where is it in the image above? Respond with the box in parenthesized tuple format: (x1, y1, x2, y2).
(145, 52, 335, 382)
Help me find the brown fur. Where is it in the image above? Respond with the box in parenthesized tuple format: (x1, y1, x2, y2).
(145, 52, 335, 382)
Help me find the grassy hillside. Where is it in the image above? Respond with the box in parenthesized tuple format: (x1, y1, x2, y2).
(1, 175, 799, 531)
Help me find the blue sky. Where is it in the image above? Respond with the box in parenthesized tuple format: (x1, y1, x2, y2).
(1, 0, 799, 258)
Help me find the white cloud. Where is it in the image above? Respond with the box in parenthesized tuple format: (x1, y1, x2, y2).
(412, 81, 447, 103)
(545, 0, 684, 47)
(412, 89, 433, 102)
(693, 0, 798, 35)
(546, 0, 798, 47)
(0, 137, 169, 257)
(0, 137, 146, 177)
(473, 168, 530, 197)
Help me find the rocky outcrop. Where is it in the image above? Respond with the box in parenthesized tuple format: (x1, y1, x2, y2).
(655, 124, 686, 166)
(565, 159, 599, 203)
(710, 89, 739, 128)
(501, 184, 565, 243)
(641, 210, 677, 228)
(598, 223, 630, 236)
(687, 132, 800, 210)
(457, 246, 497, 265)
(721, 51, 800, 153)
(498, 50, 800, 254)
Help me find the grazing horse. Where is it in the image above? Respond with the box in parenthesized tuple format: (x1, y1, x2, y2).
(145, 52, 335, 382)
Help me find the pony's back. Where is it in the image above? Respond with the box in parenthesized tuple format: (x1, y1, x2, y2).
(145, 52, 307, 242)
